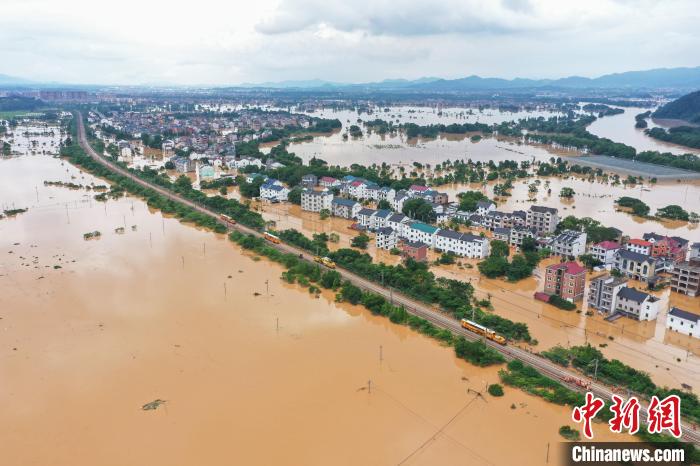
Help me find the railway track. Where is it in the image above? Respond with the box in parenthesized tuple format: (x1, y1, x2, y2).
(75, 113, 700, 445)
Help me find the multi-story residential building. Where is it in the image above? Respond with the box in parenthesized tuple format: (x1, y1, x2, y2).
(544, 261, 586, 302)
(172, 156, 194, 173)
(377, 187, 396, 202)
(371, 210, 392, 230)
(588, 241, 621, 265)
(689, 243, 700, 261)
(357, 208, 377, 229)
(331, 198, 361, 219)
(481, 211, 509, 231)
(260, 182, 290, 202)
(510, 210, 527, 228)
(526, 205, 559, 234)
(434, 230, 490, 258)
(643, 233, 689, 262)
(401, 240, 428, 262)
(475, 200, 496, 216)
(671, 259, 700, 297)
(301, 189, 333, 213)
(550, 230, 587, 257)
(402, 222, 440, 247)
(301, 174, 318, 188)
(509, 226, 537, 248)
(493, 227, 510, 242)
(375, 227, 397, 250)
(386, 213, 410, 237)
(392, 190, 410, 212)
(614, 287, 661, 321)
(319, 176, 341, 188)
(588, 274, 628, 314)
(408, 185, 429, 196)
(666, 307, 699, 338)
(613, 249, 657, 282)
(625, 238, 652, 256)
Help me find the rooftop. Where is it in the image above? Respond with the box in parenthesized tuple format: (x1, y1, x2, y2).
(617, 287, 650, 304)
(409, 222, 440, 234)
(669, 307, 700, 323)
(547, 261, 586, 275)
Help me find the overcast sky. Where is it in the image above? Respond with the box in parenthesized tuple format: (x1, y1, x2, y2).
(1, 0, 699, 85)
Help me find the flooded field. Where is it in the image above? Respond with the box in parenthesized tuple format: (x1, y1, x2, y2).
(0, 122, 63, 156)
(436, 175, 700, 239)
(1, 154, 635, 465)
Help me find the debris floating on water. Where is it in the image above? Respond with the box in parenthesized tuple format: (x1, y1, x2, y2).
(142, 399, 167, 411)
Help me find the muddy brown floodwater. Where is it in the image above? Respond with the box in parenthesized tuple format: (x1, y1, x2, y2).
(1, 155, 635, 465)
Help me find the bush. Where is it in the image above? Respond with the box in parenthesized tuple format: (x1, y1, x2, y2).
(487, 383, 504, 397)
(548, 295, 577, 311)
(454, 337, 505, 367)
(558, 425, 580, 441)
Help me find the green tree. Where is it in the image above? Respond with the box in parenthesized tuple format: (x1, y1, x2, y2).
(287, 186, 302, 205)
(319, 208, 330, 220)
(560, 187, 575, 198)
(490, 240, 510, 258)
(351, 233, 370, 249)
(457, 190, 489, 212)
(377, 199, 392, 210)
(402, 198, 436, 223)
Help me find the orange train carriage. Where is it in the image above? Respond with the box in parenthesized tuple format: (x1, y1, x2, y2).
(460, 319, 507, 345)
(263, 232, 281, 244)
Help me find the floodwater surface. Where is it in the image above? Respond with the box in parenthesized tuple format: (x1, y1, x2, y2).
(1, 154, 632, 465)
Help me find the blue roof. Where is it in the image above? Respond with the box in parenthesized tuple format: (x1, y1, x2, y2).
(409, 222, 439, 234)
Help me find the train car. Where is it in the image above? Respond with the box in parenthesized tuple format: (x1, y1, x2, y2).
(263, 232, 281, 244)
(461, 319, 507, 345)
(220, 214, 236, 224)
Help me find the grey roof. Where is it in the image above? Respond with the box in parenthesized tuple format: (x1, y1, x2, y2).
(691, 242, 700, 250)
(512, 210, 527, 219)
(493, 227, 511, 236)
(332, 198, 358, 207)
(669, 307, 700, 323)
(358, 208, 376, 216)
(476, 200, 495, 208)
(437, 229, 463, 240)
(530, 205, 558, 214)
(554, 230, 586, 244)
(403, 240, 427, 248)
(376, 226, 395, 235)
(388, 213, 408, 223)
(617, 287, 650, 304)
(374, 209, 392, 219)
(616, 249, 654, 263)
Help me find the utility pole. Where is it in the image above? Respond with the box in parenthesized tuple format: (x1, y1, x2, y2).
(276, 317, 279, 333)
(224, 282, 227, 299)
(593, 359, 599, 380)
(379, 345, 383, 363)
(546, 443, 550, 464)
(367, 379, 372, 394)
(266, 279, 269, 296)
(203, 242, 206, 255)
(181, 256, 185, 269)
(149, 232, 152, 248)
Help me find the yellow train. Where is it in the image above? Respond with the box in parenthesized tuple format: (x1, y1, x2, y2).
(461, 319, 507, 345)
(263, 232, 281, 244)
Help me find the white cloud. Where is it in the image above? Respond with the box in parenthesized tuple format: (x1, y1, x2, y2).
(0, 0, 697, 85)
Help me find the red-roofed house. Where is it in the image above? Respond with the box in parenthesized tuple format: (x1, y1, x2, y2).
(588, 240, 621, 265)
(625, 239, 652, 256)
(408, 184, 429, 194)
(319, 176, 340, 188)
(544, 261, 586, 302)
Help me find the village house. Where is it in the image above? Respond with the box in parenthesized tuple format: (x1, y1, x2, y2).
(625, 238, 653, 256)
(614, 287, 661, 321)
(401, 240, 428, 262)
(526, 205, 559, 235)
(301, 174, 318, 188)
(301, 189, 333, 213)
(401, 222, 440, 247)
(549, 230, 587, 257)
(588, 274, 628, 315)
(386, 213, 410, 237)
(671, 259, 700, 297)
(475, 200, 496, 216)
(612, 249, 657, 283)
(319, 176, 341, 188)
(509, 226, 537, 248)
(434, 230, 490, 258)
(666, 307, 699, 338)
(331, 198, 361, 219)
(260, 181, 289, 202)
(375, 227, 398, 250)
(588, 241, 621, 266)
(544, 261, 586, 302)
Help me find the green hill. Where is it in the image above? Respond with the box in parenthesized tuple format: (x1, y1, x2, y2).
(653, 90, 700, 124)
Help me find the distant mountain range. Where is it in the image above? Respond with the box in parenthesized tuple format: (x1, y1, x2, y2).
(653, 90, 700, 123)
(237, 66, 700, 92)
(0, 74, 33, 86)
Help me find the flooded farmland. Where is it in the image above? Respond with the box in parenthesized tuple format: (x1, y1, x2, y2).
(1, 153, 634, 465)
